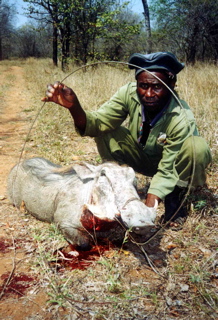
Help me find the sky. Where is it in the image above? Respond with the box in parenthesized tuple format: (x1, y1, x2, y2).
(129, 0, 145, 14)
(15, 0, 145, 27)
(16, 0, 29, 27)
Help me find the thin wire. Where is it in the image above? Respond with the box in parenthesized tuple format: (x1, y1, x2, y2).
(13, 60, 196, 242)
(18, 103, 46, 164)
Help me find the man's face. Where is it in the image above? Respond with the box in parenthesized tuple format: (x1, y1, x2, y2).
(136, 71, 175, 114)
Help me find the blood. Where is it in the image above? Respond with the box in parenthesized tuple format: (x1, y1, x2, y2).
(0, 273, 35, 297)
(80, 207, 118, 231)
(0, 238, 11, 253)
(0, 237, 28, 253)
(56, 239, 114, 271)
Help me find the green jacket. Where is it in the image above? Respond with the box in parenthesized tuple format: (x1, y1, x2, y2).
(83, 82, 199, 199)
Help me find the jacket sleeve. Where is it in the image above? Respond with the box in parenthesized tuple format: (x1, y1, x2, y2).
(148, 107, 198, 199)
(80, 84, 132, 137)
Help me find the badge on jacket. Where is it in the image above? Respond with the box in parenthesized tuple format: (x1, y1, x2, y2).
(157, 132, 167, 146)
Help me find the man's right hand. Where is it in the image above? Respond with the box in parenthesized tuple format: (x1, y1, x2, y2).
(42, 81, 87, 131)
(42, 81, 80, 110)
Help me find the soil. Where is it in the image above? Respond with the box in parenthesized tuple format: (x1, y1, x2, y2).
(0, 63, 217, 320)
(0, 65, 52, 320)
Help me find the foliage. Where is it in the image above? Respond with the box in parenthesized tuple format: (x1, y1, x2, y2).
(96, 8, 142, 60)
(22, 0, 142, 69)
(2, 0, 218, 65)
(150, 0, 218, 63)
(13, 22, 52, 58)
(0, 0, 16, 60)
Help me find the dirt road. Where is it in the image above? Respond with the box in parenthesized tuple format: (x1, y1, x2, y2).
(0, 63, 52, 320)
(0, 64, 32, 196)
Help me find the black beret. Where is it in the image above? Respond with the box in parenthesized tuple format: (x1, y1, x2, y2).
(128, 52, 184, 77)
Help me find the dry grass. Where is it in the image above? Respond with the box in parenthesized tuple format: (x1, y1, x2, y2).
(3, 58, 218, 319)
(22, 58, 218, 166)
(178, 63, 218, 161)
(21, 58, 135, 164)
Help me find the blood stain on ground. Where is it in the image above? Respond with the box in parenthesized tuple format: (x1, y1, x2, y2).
(54, 239, 114, 271)
(0, 237, 29, 253)
(0, 272, 36, 298)
(0, 238, 12, 253)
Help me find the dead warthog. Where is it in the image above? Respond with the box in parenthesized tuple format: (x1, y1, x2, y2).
(7, 157, 157, 248)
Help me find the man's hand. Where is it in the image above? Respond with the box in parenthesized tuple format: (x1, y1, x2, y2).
(42, 81, 80, 109)
(42, 81, 86, 131)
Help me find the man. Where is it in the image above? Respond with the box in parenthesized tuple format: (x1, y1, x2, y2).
(43, 52, 212, 226)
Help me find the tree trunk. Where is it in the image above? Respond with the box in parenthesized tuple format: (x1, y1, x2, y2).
(141, 0, 152, 53)
(52, 22, 58, 66)
(186, 24, 199, 65)
(0, 30, 2, 60)
(0, 0, 3, 60)
(52, 3, 58, 66)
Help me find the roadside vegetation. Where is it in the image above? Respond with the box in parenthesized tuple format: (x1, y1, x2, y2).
(1, 1, 218, 68)
(1, 58, 217, 319)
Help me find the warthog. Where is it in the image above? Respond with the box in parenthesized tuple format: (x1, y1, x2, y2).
(7, 157, 157, 248)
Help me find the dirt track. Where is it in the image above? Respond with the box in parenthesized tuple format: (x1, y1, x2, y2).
(0, 65, 32, 195)
(0, 64, 52, 319)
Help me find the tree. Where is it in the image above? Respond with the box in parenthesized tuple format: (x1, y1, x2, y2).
(96, 7, 142, 60)
(69, 0, 110, 65)
(23, 0, 142, 68)
(150, 0, 218, 63)
(13, 22, 52, 58)
(23, 0, 60, 66)
(23, 0, 120, 68)
(0, 0, 15, 60)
